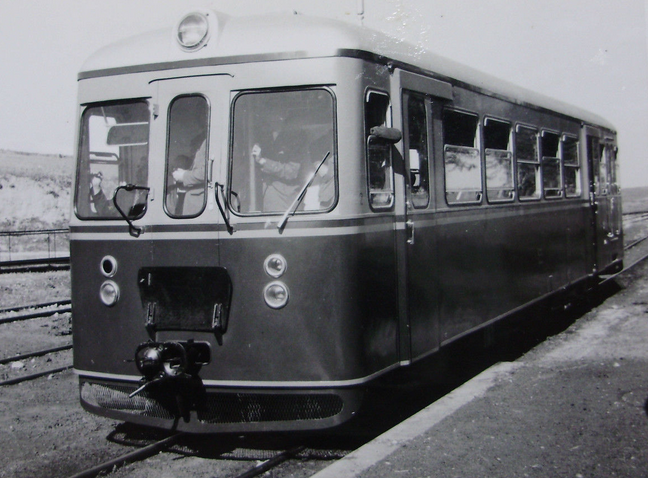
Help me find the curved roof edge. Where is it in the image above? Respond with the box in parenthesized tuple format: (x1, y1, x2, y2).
(80, 11, 615, 132)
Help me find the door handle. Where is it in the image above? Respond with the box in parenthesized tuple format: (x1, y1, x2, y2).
(406, 219, 415, 245)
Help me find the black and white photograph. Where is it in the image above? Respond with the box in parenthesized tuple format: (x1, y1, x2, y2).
(1, 1, 648, 476)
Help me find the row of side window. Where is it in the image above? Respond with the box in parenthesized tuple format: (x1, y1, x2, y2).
(443, 109, 581, 205)
(364, 92, 583, 211)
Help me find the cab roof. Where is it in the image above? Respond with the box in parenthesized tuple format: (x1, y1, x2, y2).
(80, 10, 614, 131)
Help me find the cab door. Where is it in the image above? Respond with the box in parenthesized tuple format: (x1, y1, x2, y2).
(153, 74, 231, 224)
(149, 75, 230, 267)
(395, 70, 452, 362)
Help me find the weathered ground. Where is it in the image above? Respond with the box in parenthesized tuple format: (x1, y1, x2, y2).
(352, 261, 648, 478)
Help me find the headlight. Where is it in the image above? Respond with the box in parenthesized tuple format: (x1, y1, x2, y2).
(99, 280, 120, 307)
(264, 253, 287, 278)
(135, 345, 163, 378)
(176, 11, 210, 51)
(263, 281, 289, 309)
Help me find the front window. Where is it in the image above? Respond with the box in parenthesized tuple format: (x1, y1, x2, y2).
(75, 100, 150, 219)
(230, 89, 336, 215)
(165, 95, 209, 218)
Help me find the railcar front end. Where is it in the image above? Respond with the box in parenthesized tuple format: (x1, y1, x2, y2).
(71, 12, 403, 433)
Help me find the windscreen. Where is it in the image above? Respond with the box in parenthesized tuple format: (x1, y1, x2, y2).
(230, 89, 336, 215)
(75, 100, 150, 219)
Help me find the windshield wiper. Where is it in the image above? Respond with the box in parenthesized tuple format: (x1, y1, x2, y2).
(215, 182, 234, 234)
(113, 184, 150, 238)
(278, 152, 330, 232)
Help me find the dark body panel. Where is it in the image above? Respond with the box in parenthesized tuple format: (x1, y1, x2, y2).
(434, 201, 591, 342)
(72, 222, 399, 384)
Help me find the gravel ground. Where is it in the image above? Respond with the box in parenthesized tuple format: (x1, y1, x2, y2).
(0, 270, 132, 478)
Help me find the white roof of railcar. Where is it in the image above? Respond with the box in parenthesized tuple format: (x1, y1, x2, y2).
(80, 11, 614, 131)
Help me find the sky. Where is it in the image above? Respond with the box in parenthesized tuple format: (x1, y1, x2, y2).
(1, 0, 647, 187)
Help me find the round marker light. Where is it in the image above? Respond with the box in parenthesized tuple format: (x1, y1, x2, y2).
(264, 253, 287, 278)
(176, 12, 210, 51)
(263, 281, 290, 309)
(100, 255, 118, 277)
(99, 280, 120, 307)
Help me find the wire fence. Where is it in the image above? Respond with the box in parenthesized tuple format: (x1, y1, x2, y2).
(0, 229, 69, 263)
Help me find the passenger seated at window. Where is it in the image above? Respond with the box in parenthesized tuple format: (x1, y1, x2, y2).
(88, 171, 111, 216)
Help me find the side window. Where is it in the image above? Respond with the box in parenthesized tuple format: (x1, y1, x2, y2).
(608, 144, 619, 195)
(365, 91, 394, 209)
(484, 118, 513, 202)
(165, 95, 209, 218)
(404, 92, 430, 208)
(541, 131, 562, 199)
(562, 135, 581, 198)
(443, 110, 481, 204)
(515, 125, 540, 200)
(598, 143, 609, 195)
(75, 100, 150, 219)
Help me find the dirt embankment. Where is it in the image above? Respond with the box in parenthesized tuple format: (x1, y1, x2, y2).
(0, 150, 73, 231)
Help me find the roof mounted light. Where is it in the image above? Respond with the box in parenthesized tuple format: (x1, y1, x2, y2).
(176, 11, 212, 51)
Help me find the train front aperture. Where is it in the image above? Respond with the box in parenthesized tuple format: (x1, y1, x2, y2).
(137, 267, 232, 342)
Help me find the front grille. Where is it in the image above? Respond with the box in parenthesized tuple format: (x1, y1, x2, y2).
(198, 393, 344, 423)
(81, 382, 174, 420)
(81, 381, 344, 424)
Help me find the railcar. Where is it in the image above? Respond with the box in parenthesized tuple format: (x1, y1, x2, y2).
(70, 10, 622, 433)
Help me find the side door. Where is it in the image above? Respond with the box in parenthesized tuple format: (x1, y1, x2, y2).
(587, 129, 622, 274)
(395, 70, 452, 363)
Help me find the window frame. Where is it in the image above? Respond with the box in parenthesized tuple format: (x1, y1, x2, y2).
(561, 134, 581, 198)
(164, 93, 211, 219)
(74, 98, 151, 221)
(227, 86, 338, 217)
(514, 123, 541, 202)
(402, 90, 431, 209)
(540, 129, 563, 200)
(483, 117, 514, 204)
(442, 108, 482, 206)
(365, 89, 395, 211)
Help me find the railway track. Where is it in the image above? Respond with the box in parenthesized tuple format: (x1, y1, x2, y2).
(67, 440, 309, 478)
(0, 299, 72, 386)
(0, 299, 71, 324)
